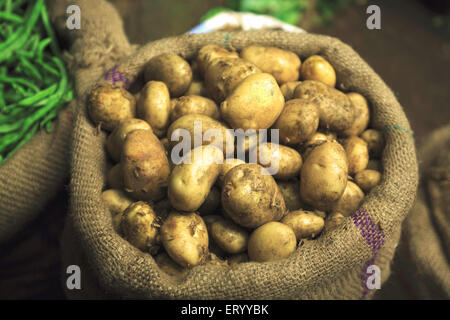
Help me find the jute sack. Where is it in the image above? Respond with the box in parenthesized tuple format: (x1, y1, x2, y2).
(62, 24, 419, 298)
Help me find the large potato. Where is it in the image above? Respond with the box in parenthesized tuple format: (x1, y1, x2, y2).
(137, 81, 171, 137)
(144, 53, 192, 97)
(196, 44, 239, 76)
(281, 210, 324, 240)
(205, 57, 260, 102)
(222, 164, 287, 228)
(332, 181, 364, 217)
(256, 142, 303, 180)
(218, 158, 246, 186)
(170, 95, 219, 122)
(106, 118, 151, 162)
(210, 219, 249, 254)
(300, 140, 348, 211)
(280, 81, 302, 100)
(273, 98, 320, 145)
(248, 222, 297, 262)
(240, 46, 301, 85)
(221, 73, 285, 130)
(277, 181, 304, 211)
(122, 129, 170, 201)
(160, 212, 209, 267)
(343, 92, 370, 136)
(300, 55, 336, 87)
(361, 129, 385, 158)
(355, 169, 382, 192)
(168, 145, 223, 212)
(294, 80, 354, 132)
(342, 136, 369, 175)
(88, 85, 136, 131)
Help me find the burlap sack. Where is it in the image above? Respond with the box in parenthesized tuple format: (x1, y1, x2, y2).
(59, 0, 418, 299)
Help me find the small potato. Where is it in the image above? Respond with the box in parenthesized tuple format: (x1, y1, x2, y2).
(281, 210, 324, 240)
(170, 95, 219, 122)
(273, 98, 320, 145)
(221, 73, 285, 130)
(185, 80, 209, 97)
(222, 164, 287, 228)
(155, 252, 188, 279)
(198, 186, 221, 215)
(342, 92, 370, 136)
(106, 118, 151, 162)
(196, 44, 239, 76)
(361, 129, 385, 158)
(210, 219, 249, 254)
(280, 81, 302, 100)
(303, 132, 329, 149)
(168, 145, 223, 212)
(218, 158, 246, 186)
(342, 136, 369, 175)
(240, 46, 301, 85)
(228, 253, 249, 265)
(294, 80, 354, 132)
(122, 129, 171, 201)
(203, 215, 224, 231)
(300, 55, 336, 87)
(106, 163, 124, 189)
(300, 140, 348, 211)
(205, 57, 260, 102)
(278, 181, 304, 211)
(137, 81, 171, 137)
(102, 189, 134, 216)
(144, 53, 192, 97)
(256, 143, 303, 180)
(248, 222, 297, 262)
(332, 181, 365, 217)
(121, 201, 159, 253)
(88, 85, 136, 131)
(354, 169, 382, 192)
(160, 212, 209, 267)
(324, 212, 345, 232)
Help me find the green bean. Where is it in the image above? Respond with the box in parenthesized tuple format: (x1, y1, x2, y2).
(19, 55, 42, 81)
(0, 118, 23, 133)
(0, 74, 40, 92)
(40, 2, 61, 57)
(0, 11, 23, 23)
(36, 38, 51, 61)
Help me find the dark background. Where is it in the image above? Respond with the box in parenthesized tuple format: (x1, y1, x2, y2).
(0, 0, 448, 299)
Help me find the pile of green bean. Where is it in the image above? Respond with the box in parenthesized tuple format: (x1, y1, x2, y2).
(0, 0, 73, 164)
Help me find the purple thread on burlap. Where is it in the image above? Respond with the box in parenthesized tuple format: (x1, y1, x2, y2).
(104, 65, 130, 88)
(351, 209, 385, 299)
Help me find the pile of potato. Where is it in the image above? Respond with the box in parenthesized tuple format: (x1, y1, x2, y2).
(89, 44, 384, 278)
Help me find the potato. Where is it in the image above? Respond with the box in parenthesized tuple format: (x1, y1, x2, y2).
(280, 81, 302, 100)
(198, 186, 221, 215)
(300, 55, 336, 87)
(294, 80, 354, 132)
(320, 130, 337, 141)
(159, 137, 169, 152)
(88, 85, 136, 131)
(196, 44, 239, 76)
(170, 95, 219, 122)
(210, 219, 249, 254)
(106, 118, 151, 162)
(152, 198, 172, 222)
(120, 201, 159, 253)
(273, 98, 319, 145)
(205, 57, 260, 102)
(203, 215, 224, 230)
(102, 189, 134, 216)
(300, 140, 348, 211)
(160, 212, 209, 267)
(332, 181, 364, 217)
(185, 80, 209, 97)
(281, 210, 324, 240)
(221, 73, 285, 130)
(256, 142, 303, 180)
(324, 212, 345, 232)
(168, 145, 223, 212)
(136, 81, 171, 137)
(248, 222, 297, 262)
(277, 181, 304, 211)
(144, 53, 192, 97)
(222, 164, 287, 228)
(155, 252, 188, 279)
(228, 253, 249, 265)
(218, 158, 246, 186)
(354, 169, 382, 192)
(240, 46, 301, 85)
(122, 129, 170, 201)
(361, 129, 385, 158)
(106, 163, 124, 189)
(342, 136, 369, 175)
(343, 92, 370, 136)
(167, 114, 235, 156)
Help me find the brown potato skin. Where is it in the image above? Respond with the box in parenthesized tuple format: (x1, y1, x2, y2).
(240, 46, 301, 85)
(280, 81, 302, 100)
(343, 92, 370, 136)
(300, 55, 336, 87)
(221, 73, 285, 130)
(281, 210, 324, 240)
(300, 140, 348, 211)
(210, 219, 249, 254)
(122, 129, 170, 201)
(137, 81, 171, 137)
(273, 98, 320, 145)
(170, 95, 219, 122)
(342, 136, 369, 175)
(144, 53, 192, 97)
(361, 129, 385, 158)
(196, 44, 239, 76)
(332, 181, 365, 217)
(294, 80, 354, 132)
(277, 181, 304, 211)
(222, 164, 287, 228)
(256, 143, 303, 180)
(354, 169, 382, 192)
(88, 85, 136, 131)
